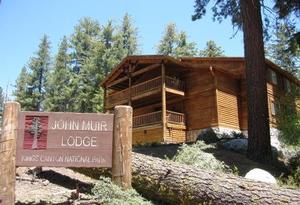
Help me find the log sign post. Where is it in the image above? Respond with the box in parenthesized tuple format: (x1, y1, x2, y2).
(0, 102, 132, 205)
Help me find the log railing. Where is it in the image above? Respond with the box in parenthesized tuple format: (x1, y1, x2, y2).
(106, 76, 185, 107)
(133, 111, 162, 128)
(131, 77, 162, 97)
(133, 110, 185, 128)
(166, 110, 185, 125)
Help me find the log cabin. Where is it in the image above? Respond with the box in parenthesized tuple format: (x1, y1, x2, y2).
(100, 55, 300, 144)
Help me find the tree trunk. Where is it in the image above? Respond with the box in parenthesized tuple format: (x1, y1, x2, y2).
(240, 0, 272, 162)
(132, 153, 300, 205)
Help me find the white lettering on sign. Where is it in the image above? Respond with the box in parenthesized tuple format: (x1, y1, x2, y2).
(51, 120, 108, 131)
(61, 136, 97, 147)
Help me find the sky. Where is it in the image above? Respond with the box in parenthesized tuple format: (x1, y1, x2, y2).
(0, 0, 244, 97)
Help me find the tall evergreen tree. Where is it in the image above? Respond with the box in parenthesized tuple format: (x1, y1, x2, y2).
(27, 35, 51, 111)
(174, 31, 198, 57)
(44, 36, 73, 112)
(119, 13, 138, 56)
(267, 23, 300, 76)
(13, 67, 33, 110)
(199, 40, 225, 57)
(157, 23, 177, 55)
(70, 17, 102, 112)
(157, 23, 198, 57)
(192, 0, 273, 162)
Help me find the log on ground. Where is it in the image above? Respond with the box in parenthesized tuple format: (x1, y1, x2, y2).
(132, 153, 300, 205)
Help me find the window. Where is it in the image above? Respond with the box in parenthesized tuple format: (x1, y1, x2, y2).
(271, 70, 277, 85)
(271, 102, 276, 116)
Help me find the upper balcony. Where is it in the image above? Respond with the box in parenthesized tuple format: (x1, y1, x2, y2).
(133, 110, 186, 129)
(105, 76, 185, 109)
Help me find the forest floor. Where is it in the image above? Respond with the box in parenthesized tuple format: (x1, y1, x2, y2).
(16, 144, 287, 204)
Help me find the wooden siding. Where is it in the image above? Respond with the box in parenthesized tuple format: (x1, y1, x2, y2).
(164, 128, 186, 143)
(184, 70, 218, 130)
(133, 127, 163, 145)
(216, 71, 240, 129)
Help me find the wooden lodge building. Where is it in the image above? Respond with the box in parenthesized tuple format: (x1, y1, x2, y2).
(101, 55, 300, 144)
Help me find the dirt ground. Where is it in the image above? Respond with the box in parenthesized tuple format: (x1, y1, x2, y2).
(15, 167, 96, 205)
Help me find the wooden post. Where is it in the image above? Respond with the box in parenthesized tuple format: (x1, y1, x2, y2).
(0, 102, 20, 205)
(161, 63, 167, 140)
(112, 106, 132, 189)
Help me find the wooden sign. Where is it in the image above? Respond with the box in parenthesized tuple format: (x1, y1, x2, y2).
(0, 103, 132, 205)
(16, 112, 113, 167)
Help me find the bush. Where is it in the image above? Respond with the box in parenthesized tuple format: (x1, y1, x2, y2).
(172, 141, 231, 173)
(277, 88, 300, 146)
(92, 177, 153, 205)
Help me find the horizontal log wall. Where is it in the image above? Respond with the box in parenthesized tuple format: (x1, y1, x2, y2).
(164, 128, 186, 143)
(216, 72, 240, 129)
(184, 70, 217, 130)
(133, 127, 163, 145)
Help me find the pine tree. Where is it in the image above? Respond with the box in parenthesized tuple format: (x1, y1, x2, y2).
(267, 23, 300, 76)
(174, 31, 198, 57)
(44, 36, 73, 112)
(192, 0, 273, 162)
(13, 67, 32, 110)
(27, 35, 51, 111)
(70, 17, 102, 112)
(157, 23, 198, 57)
(157, 23, 177, 55)
(119, 13, 138, 56)
(199, 40, 225, 57)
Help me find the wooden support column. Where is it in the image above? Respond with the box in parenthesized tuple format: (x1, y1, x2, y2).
(112, 106, 133, 189)
(0, 102, 20, 205)
(161, 63, 167, 140)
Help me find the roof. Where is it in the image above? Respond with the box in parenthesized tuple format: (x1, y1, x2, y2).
(100, 55, 300, 87)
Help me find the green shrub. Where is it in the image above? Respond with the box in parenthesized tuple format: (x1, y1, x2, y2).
(92, 177, 153, 205)
(277, 88, 300, 146)
(172, 141, 231, 173)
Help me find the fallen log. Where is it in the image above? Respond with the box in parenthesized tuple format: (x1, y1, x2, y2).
(132, 153, 300, 205)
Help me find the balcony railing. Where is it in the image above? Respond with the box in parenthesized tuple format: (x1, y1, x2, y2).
(131, 76, 162, 97)
(133, 111, 162, 128)
(106, 76, 185, 108)
(166, 110, 185, 125)
(133, 110, 185, 128)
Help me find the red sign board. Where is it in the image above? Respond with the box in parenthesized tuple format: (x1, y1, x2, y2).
(16, 112, 113, 167)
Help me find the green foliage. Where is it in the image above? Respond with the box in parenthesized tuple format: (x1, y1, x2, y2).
(157, 23, 197, 57)
(44, 36, 73, 112)
(172, 141, 230, 173)
(277, 88, 300, 145)
(199, 40, 225, 57)
(266, 23, 300, 76)
(13, 67, 34, 111)
(278, 166, 300, 188)
(26, 35, 51, 111)
(92, 177, 153, 205)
